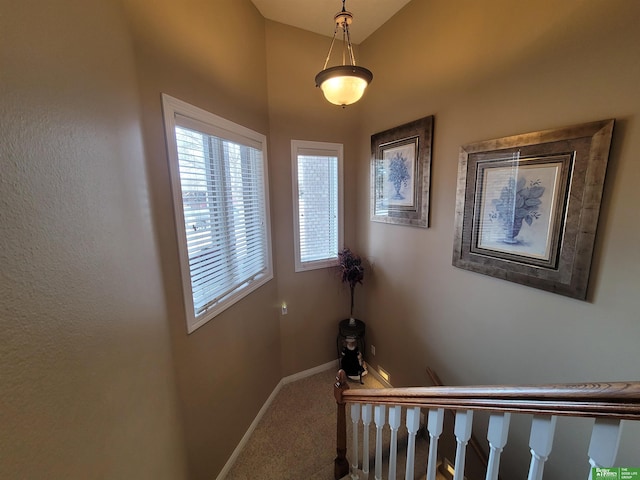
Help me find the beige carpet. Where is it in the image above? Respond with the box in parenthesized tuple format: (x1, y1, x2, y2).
(224, 367, 433, 480)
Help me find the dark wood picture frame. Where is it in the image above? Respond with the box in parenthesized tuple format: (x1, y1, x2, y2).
(452, 119, 615, 299)
(370, 116, 434, 228)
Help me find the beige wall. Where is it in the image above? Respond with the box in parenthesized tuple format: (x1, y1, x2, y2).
(264, 21, 363, 376)
(0, 0, 187, 478)
(4, 0, 640, 478)
(122, 0, 284, 478)
(356, 0, 640, 477)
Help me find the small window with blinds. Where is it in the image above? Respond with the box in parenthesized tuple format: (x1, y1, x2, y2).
(162, 94, 273, 333)
(291, 140, 344, 272)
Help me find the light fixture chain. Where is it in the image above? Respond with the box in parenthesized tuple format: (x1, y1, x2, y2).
(341, 20, 347, 66)
(322, 24, 340, 70)
(345, 23, 356, 66)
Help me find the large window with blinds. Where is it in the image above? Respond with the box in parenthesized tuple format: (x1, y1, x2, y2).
(162, 94, 273, 333)
(291, 140, 344, 272)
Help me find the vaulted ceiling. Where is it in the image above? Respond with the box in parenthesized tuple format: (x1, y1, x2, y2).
(250, 0, 411, 44)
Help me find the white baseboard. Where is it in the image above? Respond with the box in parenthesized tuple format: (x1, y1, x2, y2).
(282, 359, 339, 384)
(216, 359, 339, 479)
(215, 381, 282, 480)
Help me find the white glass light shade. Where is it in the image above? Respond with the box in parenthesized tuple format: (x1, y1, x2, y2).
(315, 65, 373, 106)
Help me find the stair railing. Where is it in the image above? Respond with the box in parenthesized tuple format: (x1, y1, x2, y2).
(333, 369, 640, 480)
(426, 367, 491, 476)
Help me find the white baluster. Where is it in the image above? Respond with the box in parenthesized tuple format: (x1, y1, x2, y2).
(485, 412, 511, 480)
(388, 405, 401, 479)
(351, 403, 361, 477)
(374, 405, 386, 480)
(426, 408, 444, 480)
(587, 418, 623, 480)
(453, 410, 473, 480)
(405, 407, 421, 480)
(527, 415, 557, 480)
(362, 404, 373, 475)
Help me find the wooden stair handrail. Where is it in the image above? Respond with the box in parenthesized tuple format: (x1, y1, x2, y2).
(340, 381, 640, 420)
(334, 373, 640, 480)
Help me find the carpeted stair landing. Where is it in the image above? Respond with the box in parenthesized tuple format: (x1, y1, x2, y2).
(225, 367, 437, 480)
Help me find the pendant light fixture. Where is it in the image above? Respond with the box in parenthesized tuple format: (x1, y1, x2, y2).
(315, 0, 373, 107)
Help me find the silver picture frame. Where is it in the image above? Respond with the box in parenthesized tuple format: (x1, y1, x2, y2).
(371, 116, 434, 228)
(452, 119, 615, 300)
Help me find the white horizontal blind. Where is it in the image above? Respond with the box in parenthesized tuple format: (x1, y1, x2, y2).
(298, 154, 338, 261)
(291, 141, 343, 272)
(162, 94, 272, 333)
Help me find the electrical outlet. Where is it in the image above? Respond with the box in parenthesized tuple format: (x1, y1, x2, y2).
(281, 303, 288, 315)
(371, 344, 376, 356)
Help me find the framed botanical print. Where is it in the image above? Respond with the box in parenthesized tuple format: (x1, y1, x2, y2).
(452, 119, 614, 299)
(371, 116, 434, 228)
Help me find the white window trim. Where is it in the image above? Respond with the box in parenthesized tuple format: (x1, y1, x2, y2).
(291, 139, 344, 272)
(162, 93, 273, 333)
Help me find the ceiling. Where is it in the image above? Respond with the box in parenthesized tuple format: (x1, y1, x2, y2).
(250, 0, 412, 44)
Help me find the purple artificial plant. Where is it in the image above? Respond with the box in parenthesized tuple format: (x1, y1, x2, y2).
(338, 248, 364, 323)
